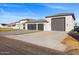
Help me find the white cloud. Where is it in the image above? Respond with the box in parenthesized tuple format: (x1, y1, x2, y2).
(43, 4, 69, 10)
(0, 3, 26, 8)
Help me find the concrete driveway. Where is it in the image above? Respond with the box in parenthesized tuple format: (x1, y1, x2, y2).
(5, 31, 68, 52)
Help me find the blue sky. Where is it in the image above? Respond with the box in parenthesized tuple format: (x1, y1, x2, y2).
(0, 3, 79, 25)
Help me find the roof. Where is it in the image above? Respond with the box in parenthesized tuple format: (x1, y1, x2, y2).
(18, 18, 48, 23)
(25, 20, 48, 23)
(0, 23, 8, 25)
(45, 13, 75, 20)
(19, 19, 36, 22)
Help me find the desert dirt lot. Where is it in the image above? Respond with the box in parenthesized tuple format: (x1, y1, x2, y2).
(62, 32, 79, 55)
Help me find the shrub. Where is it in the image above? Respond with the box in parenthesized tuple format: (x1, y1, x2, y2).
(74, 26, 79, 32)
(0, 28, 15, 31)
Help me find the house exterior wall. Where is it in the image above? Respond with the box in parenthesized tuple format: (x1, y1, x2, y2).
(19, 24, 24, 29)
(14, 20, 27, 29)
(44, 18, 51, 31)
(44, 16, 66, 31)
(20, 20, 27, 23)
(0, 24, 3, 28)
(65, 15, 75, 32)
(13, 23, 20, 29)
(25, 24, 28, 30)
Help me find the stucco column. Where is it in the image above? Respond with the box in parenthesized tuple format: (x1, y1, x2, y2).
(25, 24, 27, 30)
(36, 23, 38, 31)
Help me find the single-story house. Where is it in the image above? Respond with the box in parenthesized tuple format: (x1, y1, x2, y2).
(0, 23, 9, 28)
(15, 13, 75, 33)
(0, 13, 75, 33)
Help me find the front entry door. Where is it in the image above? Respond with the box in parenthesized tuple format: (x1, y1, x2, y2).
(23, 24, 25, 29)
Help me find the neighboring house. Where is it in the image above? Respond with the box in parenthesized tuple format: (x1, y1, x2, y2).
(0, 23, 9, 28)
(0, 23, 17, 29)
(14, 13, 75, 33)
(8, 23, 17, 29)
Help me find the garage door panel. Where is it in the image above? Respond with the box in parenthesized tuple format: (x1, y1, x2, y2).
(28, 24, 36, 30)
(51, 18, 65, 31)
(38, 24, 44, 30)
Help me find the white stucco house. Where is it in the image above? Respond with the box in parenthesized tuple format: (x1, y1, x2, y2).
(13, 13, 75, 33)
(0, 13, 75, 33)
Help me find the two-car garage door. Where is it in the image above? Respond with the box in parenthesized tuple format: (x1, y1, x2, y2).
(28, 24, 44, 30)
(51, 17, 65, 31)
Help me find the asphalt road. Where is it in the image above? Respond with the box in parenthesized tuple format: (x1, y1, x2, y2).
(0, 36, 64, 55)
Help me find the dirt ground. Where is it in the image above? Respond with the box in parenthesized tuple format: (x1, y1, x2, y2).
(62, 35, 79, 55)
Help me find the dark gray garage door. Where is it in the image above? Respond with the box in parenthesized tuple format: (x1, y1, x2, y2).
(51, 17, 65, 31)
(38, 24, 44, 30)
(28, 24, 36, 30)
